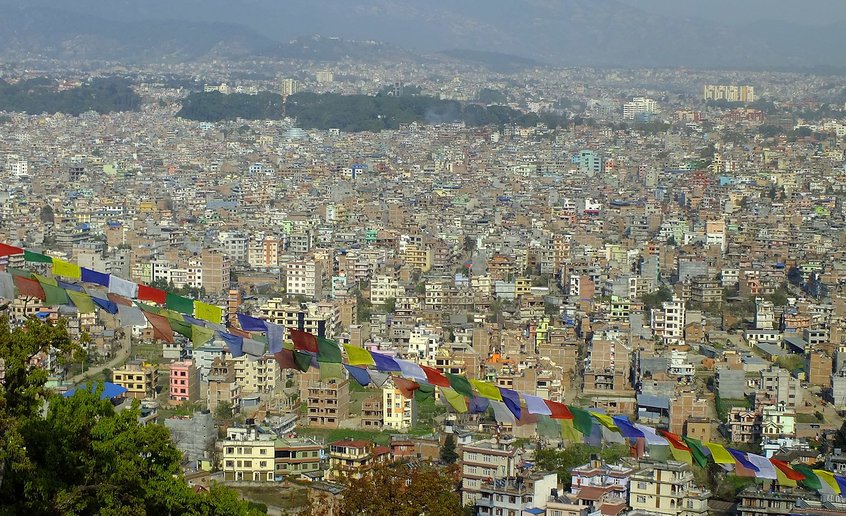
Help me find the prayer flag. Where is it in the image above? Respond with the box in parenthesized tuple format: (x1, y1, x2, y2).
(560, 418, 582, 442)
(143, 311, 175, 343)
(682, 436, 709, 468)
(107, 293, 133, 306)
(194, 301, 223, 324)
(316, 336, 343, 363)
(814, 469, 838, 494)
(470, 379, 503, 400)
(52, 259, 81, 279)
(24, 250, 53, 263)
(67, 290, 96, 313)
(345, 364, 371, 386)
(319, 362, 344, 380)
(137, 285, 167, 304)
(420, 365, 450, 387)
(237, 313, 268, 332)
(81, 268, 110, 286)
(771, 458, 806, 481)
(445, 373, 474, 398)
(705, 443, 735, 465)
(274, 350, 298, 370)
(746, 453, 777, 480)
(612, 416, 645, 439)
(170, 319, 193, 339)
(569, 406, 595, 436)
(14, 275, 45, 300)
(108, 276, 137, 298)
(217, 332, 244, 357)
(293, 350, 312, 371)
(191, 325, 216, 348)
(371, 352, 401, 372)
(267, 322, 284, 354)
(91, 296, 118, 314)
(590, 412, 619, 431)
(368, 370, 391, 387)
(343, 343, 375, 366)
(468, 396, 490, 414)
(544, 400, 573, 419)
(490, 400, 517, 424)
(658, 430, 692, 464)
(290, 328, 319, 353)
(397, 359, 427, 382)
(243, 338, 266, 357)
(0, 243, 23, 256)
(499, 388, 522, 420)
(166, 293, 194, 314)
(524, 394, 553, 416)
(392, 377, 420, 398)
(41, 282, 69, 306)
(635, 424, 669, 446)
(441, 387, 468, 413)
(727, 449, 759, 473)
(414, 382, 435, 402)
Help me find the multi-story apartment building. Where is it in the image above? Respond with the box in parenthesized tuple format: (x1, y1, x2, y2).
(201, 249, 230, 294)
(476, 471, 558, 516)
(112, 360, 158, 399)
(307, 378, 350, 429)
(370, 273, 402, 306)
(233, 355, 280, 394)
(382, 383, 415, 430)
(461, 437, 521, 506)
(286, 259, 323, 299)
(169, 360, 198, 404)
(274, 438, 323, 479)
(628, 461, 710, 515)
(259, 299, 340, 339)
(220, 426, 275, 482)
(361, 397, 383, 430)
(650, 297, 686, 345)
(328, 439, 381, 481)
(207, 357, 241, 415)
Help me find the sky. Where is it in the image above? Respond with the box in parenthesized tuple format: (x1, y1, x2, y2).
(616, 0, 846, 26)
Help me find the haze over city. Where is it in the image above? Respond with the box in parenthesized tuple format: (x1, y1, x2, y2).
(3, 1, 846, 515)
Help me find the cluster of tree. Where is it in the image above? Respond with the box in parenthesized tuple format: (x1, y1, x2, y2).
(176, 91, 285, 122)
(303, 463, 465, 516)
(0, 77, 141, 115)
(284, 92, 571, 132)
(534, 443, 630, 485)
(0, 316, 262, 514)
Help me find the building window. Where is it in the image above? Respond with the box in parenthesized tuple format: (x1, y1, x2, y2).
(637, 495, 647, 503)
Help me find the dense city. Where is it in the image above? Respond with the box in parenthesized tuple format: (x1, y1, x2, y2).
(4, 16, 846, 516)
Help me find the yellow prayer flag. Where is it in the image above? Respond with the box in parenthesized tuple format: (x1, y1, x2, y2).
(814, 469, 840, 493)
(590, 411, 619, 431)
(775, 467, 797, 487)
(470, 379, 503, 401)
(52, 258, 81, 279)
(441, 387, 468, 413)
(34, 274, 57, 286)
(343, 343, 375, 366)
(194, 301, 223, 324)
(705, 442, 735, 464)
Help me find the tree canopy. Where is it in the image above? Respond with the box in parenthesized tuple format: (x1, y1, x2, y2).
(0, 316, 261, 515)
(304, 463, 463, 516)
(0, 77, 141, 115)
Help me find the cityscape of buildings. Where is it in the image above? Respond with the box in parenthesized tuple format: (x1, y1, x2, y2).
(3, 43, 846, 515)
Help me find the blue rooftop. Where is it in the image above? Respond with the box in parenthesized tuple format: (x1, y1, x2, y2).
(63, 382, 128, 400)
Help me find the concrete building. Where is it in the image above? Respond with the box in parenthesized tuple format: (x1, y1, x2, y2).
(382, 383, 416, 430)
(164, 411, 217, 466)
(169, 360, 198, 404)
(762, 403, 796, 439)
(112, 360, 158, 399)
(220, 426, 275, 482)
(201, 249, 230, 294)
(328, 439, 383, 481)
(716, 368, 747, 399)
(758, 367, 802, 408)
(650, 297, 686, 345)
(806, 351, 833, 389)
(207, 357, 241, 415)
(461, 437, 521, 506)
(274, 438, 323, 479)
(307, 378, 350, 429)
(476, 471, 558, 516)
(286, 259, 323, 299)
(628, 461, 710, 515)
(361, 396, 383, 430)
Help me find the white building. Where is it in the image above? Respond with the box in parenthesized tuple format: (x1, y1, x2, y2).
(370, 274, 402, 306)
(650, 297, 686, 345)
(623, 97, 658, 120)
(382, 383, 415, 430)
(286, 260, 323, 299)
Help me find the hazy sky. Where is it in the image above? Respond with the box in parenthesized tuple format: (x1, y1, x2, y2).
(618, 0, 846, 26)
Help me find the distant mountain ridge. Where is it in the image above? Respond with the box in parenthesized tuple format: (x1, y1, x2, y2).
(0, 0, 844, 68)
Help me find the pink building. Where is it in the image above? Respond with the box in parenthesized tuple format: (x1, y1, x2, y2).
(169, 360, 198, 404)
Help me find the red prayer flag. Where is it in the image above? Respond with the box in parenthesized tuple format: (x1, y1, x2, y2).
(770, 458, 806, 481)
(13, 275, 45, 300)
(274, 350, 298, 370)
(658, 430, 691, 451)
(420, 365, 451, 387)
(137, 284, 167, 304)
(290, 328, 318, 353)
(544, 400, 574, 419)
(392, 377, 420, 398)
(0, 243, 23, 257)
(107, 293, 133, 306)
(143, 311, 175, 343)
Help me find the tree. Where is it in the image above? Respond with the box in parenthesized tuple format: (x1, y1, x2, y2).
(384, 297, 396, 314)
(0, 317, 261, 514)
(311, 463, 462, 516)
(440, 435, 458, 464)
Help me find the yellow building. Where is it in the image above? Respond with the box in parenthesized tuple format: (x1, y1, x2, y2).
(112, 360, 158, 399)
(382, 383, 415, 430)
(403, 244, 433, 272)
(628, 461, 710, 515)
(220, 427, 275, 482)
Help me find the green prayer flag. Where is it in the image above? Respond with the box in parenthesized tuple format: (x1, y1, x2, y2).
(170, 319, 193, 338)
(253, 334, 268, 345)
(682, 436, 710, 468)
(568, 406, 595, 436)
(445, 373, 474, 398)
(136, 301, 162, 314)
(25, 250, 53, 263)
(191, 325, 216, 348)
(317, 336, 343, 363)
(319, 362, 345, 380)
(794, 464, 823, 490)
(6, 267, 32, 278)
(414, 383, 435, 403)
(41, 282, 69, 306)
(560, 418, 583, 442)
(293, 350, 312, 372)
(161, 309, 185, 322)
(166, 293, 194, 314)
(34, 274, 57, 286)
(67, 290, 96, 313)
